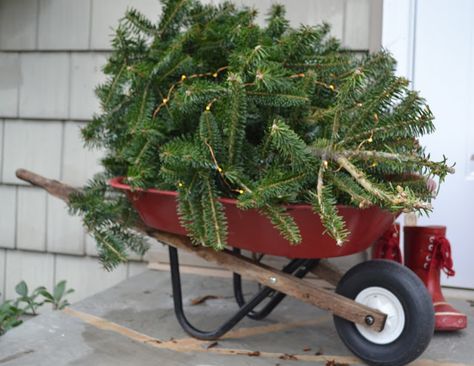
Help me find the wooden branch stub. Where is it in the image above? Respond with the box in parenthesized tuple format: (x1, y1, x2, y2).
(16, 169, 78, 203)
(15, 168, 387, 332)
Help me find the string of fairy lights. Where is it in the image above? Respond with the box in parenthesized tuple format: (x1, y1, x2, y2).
(124, 57, 384, 192)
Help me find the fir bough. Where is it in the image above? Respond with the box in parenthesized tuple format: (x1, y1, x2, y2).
(70, 0, 453, 269)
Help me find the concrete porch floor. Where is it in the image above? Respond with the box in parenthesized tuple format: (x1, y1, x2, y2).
(0, 269, 473, 366)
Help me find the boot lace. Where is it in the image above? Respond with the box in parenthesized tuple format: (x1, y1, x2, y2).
(379, 226, 402, 262)
(430, 236, 455, 276)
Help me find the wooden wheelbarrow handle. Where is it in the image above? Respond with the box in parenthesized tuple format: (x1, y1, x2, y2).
(15, 168, 387, 332)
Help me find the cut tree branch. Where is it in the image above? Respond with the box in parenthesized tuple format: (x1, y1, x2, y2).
(311, 148, 455, 174)
(335, 156, 432, 211)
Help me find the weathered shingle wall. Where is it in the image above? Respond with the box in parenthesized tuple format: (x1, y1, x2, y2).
(0, 0, 382, 304)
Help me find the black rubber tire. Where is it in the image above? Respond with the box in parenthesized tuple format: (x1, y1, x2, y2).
(333, 259, 434, 366)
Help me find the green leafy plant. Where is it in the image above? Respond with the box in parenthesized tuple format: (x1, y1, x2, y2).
(0, 300, 23, 336)
(0, 281, 74, 336)
(69, 0, 453, 269)
(14, 281, 45, 315)
(37, 281, 75, 310)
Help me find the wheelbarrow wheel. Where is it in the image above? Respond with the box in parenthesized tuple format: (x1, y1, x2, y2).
(333, 259, 434, 366)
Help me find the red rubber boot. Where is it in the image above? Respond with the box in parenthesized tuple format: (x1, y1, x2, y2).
(372, 223, 403, 263)
(404, 226, 467, 331)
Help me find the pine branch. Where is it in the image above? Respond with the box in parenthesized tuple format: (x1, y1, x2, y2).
(265, 4, 289, 39)
(201, 176, 227, 249)
(261, 204, 301, 244)
(327, 171, 373, 208)
(238, 171, 308, 209)
(199, 111, 223, 159)
(339, 150, 454, 176)
(268, 119, 314, 171)
(246, 91, 309, 107)
(226, 78, 247, 166)
(311, 165, 348, 245)
(311, 147, 455, 176)
(177, 176, 206, 245)
(124, 8, 159, 36)
(335, 155, 432, 211)
(158, 0, 192, 40)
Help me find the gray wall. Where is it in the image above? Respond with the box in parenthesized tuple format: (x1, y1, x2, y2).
(0, 0, 382, 304)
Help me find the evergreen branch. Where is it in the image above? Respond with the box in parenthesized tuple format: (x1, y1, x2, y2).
(238, 171, 308, 209)
(201, 177, 227, 249)
(68, 175, 148, 270)
(311, 148, 455, 176)
(125, 8, 159, 35)
(240, 45, 269, 70)
(341, 76, 406, 139)
(246, 91, 309, 107)
(226, 79, 247, 166)
(337, 117, 433, 145)
(199, 111, 222, 159)
(158, 0, 190, 39)
(265, 4, 289, 39)
(335, 155, 432, 211)
(157, 55, 193, 84)
(177, 176, 206, 245)
(246, 91, 308, 101)
(104, 63, 127, 108)
(339, 150, 454, 175)
(91, 228, 129, 266)
(311, 165, 349, 245)
(261, 204, 301, 244)
(327, 171, 372, 208)
(269, 119, 314, 170)
(335, 155, 396, 203)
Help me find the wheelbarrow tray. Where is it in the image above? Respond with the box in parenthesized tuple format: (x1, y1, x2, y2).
(109, 177, 395, 258)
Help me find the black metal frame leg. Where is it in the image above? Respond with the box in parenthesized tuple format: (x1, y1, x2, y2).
(169, 246, 275, 340)
(232, 248, 319, 320)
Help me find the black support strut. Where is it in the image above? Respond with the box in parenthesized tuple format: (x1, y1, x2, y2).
(168, 246, 318, 340)
(232, 248, 319, 320)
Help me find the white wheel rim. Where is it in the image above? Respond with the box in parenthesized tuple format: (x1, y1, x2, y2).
(354, 287, 405, 344)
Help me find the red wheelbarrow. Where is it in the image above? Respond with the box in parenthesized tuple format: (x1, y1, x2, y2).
(110, 177, 435, 366)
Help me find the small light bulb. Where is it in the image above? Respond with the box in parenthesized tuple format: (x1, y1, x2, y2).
(238, 189, 244, 194)
(367, 137, 373, 143)
(217, 167, 223, 172)
(178, 182, 183, 187)
(206, 104, 211, 111)
(213, 72, 218, 78)
(329, 84, 335, 91)
(181, 74, 187, 81)
(162, 98, 168, 104)
(323, 160, 329, 168)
